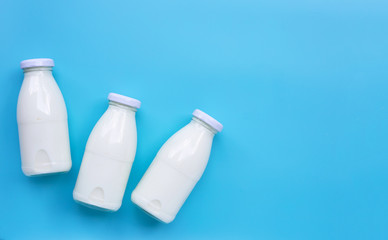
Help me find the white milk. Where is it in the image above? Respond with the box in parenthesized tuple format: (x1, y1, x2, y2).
(17, 58, 72, 176)
(131, 109, 223, 223)
(73, 93, 141, 211)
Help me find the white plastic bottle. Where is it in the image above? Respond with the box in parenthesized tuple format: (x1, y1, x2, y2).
(73, 93, 141, 211)
(17, 58, 72, 176)
(131, 109, 223, 223)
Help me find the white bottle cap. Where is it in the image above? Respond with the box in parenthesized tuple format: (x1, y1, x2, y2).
(20, 58, 54, 69)
(192, 109, 223, 132)
(108, 93, 141, 109)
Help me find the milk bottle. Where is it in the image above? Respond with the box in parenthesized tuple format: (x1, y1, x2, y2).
(73, 93, 140, 211)
(17, 58, 72, 176)
(131, 109, 223, 223)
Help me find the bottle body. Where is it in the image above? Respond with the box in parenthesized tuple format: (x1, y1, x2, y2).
(17, 67, 71, 176)
(131, 118, 215, 223)
(73, 102, 138, 211)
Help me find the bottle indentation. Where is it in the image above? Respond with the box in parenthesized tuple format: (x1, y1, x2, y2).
(89, 187, 105, 204)
(148, 199, 162, 211)
(35, 149, 51, 171)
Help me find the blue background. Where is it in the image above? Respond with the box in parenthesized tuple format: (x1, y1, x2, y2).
(0, 0, 387, 239)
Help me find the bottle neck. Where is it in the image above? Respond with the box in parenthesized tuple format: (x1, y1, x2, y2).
(108, 101, 137, 112)
(23, 67, 53, 77)
(191, 117, 217, 135)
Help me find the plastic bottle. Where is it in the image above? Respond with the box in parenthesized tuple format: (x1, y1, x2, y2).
(73, 93, 141, 211)
(17, 58, 72, 176)
(131, 109, 223, 223)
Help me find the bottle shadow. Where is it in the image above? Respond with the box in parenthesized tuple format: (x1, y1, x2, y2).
(25, 171, 70, 188)
(75, 203, 113, 219)
(132, 205, 162, 227)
